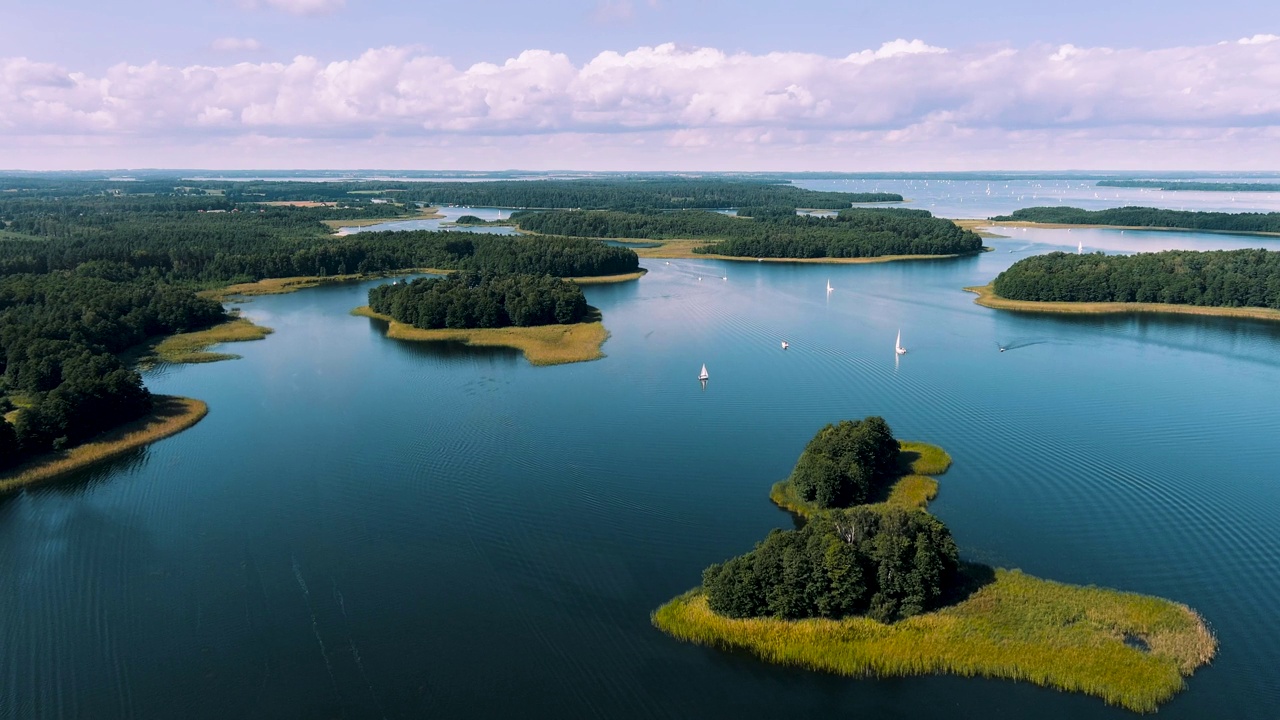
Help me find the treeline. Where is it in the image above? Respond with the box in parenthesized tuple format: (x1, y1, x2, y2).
(512, 207, 981, 259)
(788, 417, 900, 508)
(993, 206, 1280, 234)
(702, 507, 959, 623)
(1097, 181, 1280, 193)
(992, 249, 1280, 308)
(368, 273, 589, 329)
(0, 273, 226, 468)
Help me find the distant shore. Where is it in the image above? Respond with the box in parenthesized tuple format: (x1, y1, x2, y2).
(630, 239, 976, 263)
(352, 306, 609, 366)
(322, 207, 444, 230)
(977, 219, 1280, 238)
(0, 396, 208, 493)
(965, 284, 1280, 322)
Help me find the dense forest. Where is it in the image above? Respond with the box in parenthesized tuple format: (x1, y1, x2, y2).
(512, 208, 981, 259)
(368, 273, 589, 329)
(992, 249, 1280, 308)
(787, 417, 901, 508)
(0, 176, 900, 209)
(0, 273, 226, 468)
(993, 206, 1280, 234)
(702, 505, 959, 623)
(1096, 181, 1280, 193)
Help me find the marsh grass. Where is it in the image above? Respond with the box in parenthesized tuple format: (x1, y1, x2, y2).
(566, 269, 648, 285)
(652, 569, 1215, 714)
(0, 396, 208, 493)
(352, 306, 609, 366)
(966, 284, 1280, 323)
(131, 317, 273, 365)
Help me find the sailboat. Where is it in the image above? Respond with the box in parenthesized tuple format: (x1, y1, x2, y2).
(1077, 240, 1083, 255)
(698, 363, 709, 381)
(826, 279, 833, 293)
(895, 329, 907, 356)
(781, 341, 789, 350)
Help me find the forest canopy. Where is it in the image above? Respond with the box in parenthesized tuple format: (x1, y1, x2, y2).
(368, 273, 590, 330)
(991, 249, 1280, 309)
(992, 206, 1280, 234)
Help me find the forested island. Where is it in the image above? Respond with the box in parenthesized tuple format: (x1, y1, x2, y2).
(1097, 180, 1280, 193)
(652, 416, 1217, 713)
(368, 273, 589, 329)
(967, 249, 1280, 321)
(514, 208, 983, 260)
(991, 206, 1280, 234)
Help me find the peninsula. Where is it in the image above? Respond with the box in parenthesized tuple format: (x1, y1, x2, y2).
(652, 417, 1216, 713)
(990, 206, 1280, 235)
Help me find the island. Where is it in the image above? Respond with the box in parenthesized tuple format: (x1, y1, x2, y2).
(513, 207, 984, 262)
(1097, 180, 1280, 193)
(967, 249, 1280, 322)
(354, 272, 609, 365)
(652, 416, 1217, 713)
(990, 206, 1280, 235)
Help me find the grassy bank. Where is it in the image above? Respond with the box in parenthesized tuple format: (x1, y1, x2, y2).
(566, 269, 647, 285)
(965, 284, 1280, 323)
(352, 306, 609, 366)
(770, 440, 952, 517)
(201, 270, 451, 301)
(322, 206, 443, 229)
(663, 438, 1216, 712)
(0, 396, 208, 493)
(952, 219, 1007, 238)
(652, 569, 1215, 714)
(132, 317, 274, 365)
(633, 239, 970, 263)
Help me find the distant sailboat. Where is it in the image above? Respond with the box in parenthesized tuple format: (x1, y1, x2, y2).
(895, 329, 907, 356)
(698, 363, 709, 381)
(1077, 240, 1083, 255)
(826, 279, 833, 293)
(781, 341, 789, 350)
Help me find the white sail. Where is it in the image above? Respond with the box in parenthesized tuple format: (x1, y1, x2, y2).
(1078, 240, 1083, 254)
(699, 363, 709, 381)
(826, 279, 833, 293)
(895, 329, 907, 355)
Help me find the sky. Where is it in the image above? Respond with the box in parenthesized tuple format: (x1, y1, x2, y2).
(2, 0, 1279, 171)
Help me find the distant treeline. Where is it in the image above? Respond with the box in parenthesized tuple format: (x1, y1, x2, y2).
(993, 206, 1280, 234)
(513, 207, 979, 259)
(1097, 181, 1280, 193)
(368, 273, 589, 329)
(0, 177, 900, 210)
(0, 273, 226, 468)
(992, 249, 1280, 308)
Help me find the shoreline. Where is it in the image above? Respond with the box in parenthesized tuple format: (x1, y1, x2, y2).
(653, 438, 1217, 713)
(0, 396, 208, 494)
(965, 284, 1280, 322)
(128, 316, 275, 366)
(630, 239, 974, 263)
(200, 269, 452, 301)
(322, 207, 444, 230)
(565, 269, 647, 284)
(351, 306, 609, 366)
(979, 219, 1280, 238)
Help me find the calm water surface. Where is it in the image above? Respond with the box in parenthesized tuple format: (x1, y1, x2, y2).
(339, 206, 518, 236)
(2, 228, 1280, 718)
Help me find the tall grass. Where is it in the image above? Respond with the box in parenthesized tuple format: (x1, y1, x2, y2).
(0, 396, 208, 493)
(966, 284, 1280, 323)
(352, 306, 609, 366)
(770, 440, 952, 517)
(136, 317, 274, 365)
(652, 569, 1216, 714)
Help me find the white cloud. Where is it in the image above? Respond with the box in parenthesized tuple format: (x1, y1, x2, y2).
(238, 0, 345, 16)
(1, 36, 1278, 168)
(211, 37, 263, 52)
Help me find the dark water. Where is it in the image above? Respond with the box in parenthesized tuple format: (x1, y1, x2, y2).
(3, 229, 1280, 718)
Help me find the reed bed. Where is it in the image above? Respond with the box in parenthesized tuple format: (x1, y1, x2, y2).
(652, 570, 1216, 714)
(566, 269, 648, 285)
(141, 317, 273, 364)
(0, 396, 208, 493)
(352, 306, 609, 366)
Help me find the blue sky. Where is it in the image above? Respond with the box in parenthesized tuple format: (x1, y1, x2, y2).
(2, 0, 1278, 170)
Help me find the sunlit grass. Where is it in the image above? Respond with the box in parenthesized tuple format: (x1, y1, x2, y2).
(566, 269, 648, 284)
(0, 396, 208, 493)
(966, 284, 1280, 322)
(652, 569, 1215, 714)
(352, 306, 609, 366)
(133, 317, 274, 365)
(770, 440, 952, 517)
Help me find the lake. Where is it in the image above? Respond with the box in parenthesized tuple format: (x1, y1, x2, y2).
(2, 226, 1279, 718)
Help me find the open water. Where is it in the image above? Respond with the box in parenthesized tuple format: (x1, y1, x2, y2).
(2, 187, 1280, 718)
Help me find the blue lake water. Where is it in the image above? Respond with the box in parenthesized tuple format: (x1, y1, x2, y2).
(339, 205, 519, 236)
(2, 225, 1280, 717)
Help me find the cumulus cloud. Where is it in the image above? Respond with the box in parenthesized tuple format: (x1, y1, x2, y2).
(238, 0, 345, 16)
(0, 37, 1278, 167)
(211, 37, 263, 52)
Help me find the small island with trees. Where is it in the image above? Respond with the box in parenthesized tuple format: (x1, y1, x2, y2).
(990, 206, 1280, 235)
(652, 416, 1216, 713)
(967, 248, 1280, 322)
(354, 272, 609, 365)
